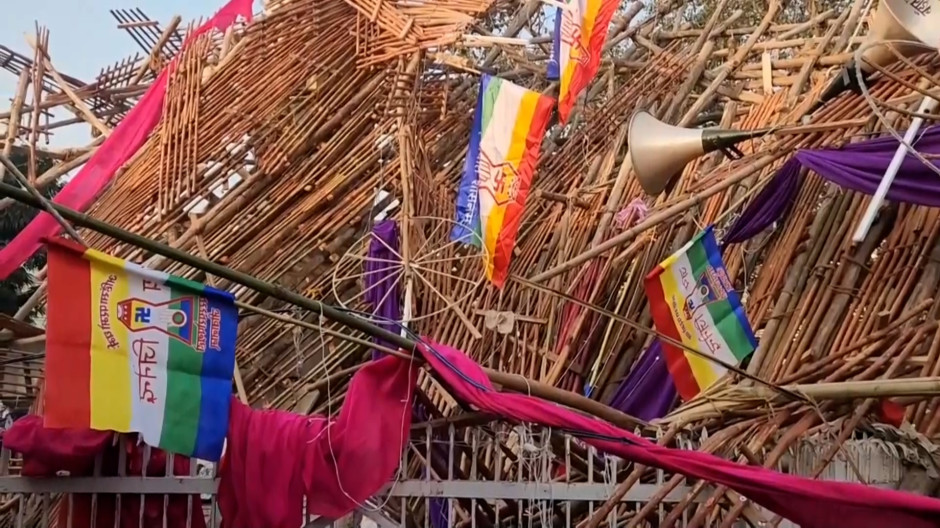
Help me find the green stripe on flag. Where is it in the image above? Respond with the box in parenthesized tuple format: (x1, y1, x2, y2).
(687, 233, 754, 361)
(158, 283, 205, 456)
(685, 232, 710, 280)
(706, 301, 753, 361)
(480, 77, 501, 133)
(165, 275, 207, 294)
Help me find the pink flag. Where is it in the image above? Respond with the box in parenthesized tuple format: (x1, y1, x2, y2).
(0, 0, 253, 279)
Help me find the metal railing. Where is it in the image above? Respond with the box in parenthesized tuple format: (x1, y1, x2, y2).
(0, 419, 907, 528)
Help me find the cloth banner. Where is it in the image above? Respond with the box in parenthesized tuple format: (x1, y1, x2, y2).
(364, 220, 402, 359)
(450, 75, 554, 288)
(217, 338, 940, 527)
(723, 125, 940, 245)
(218, 354, 417, 527)
(608, 340, 677, 421)
(44, 238, 237, 461)
(3, 416, 204, 528)
(644, 227, 757, 400)
(0, 0, 253, 280)
(552, 0, 620, 123)
(419, 341, 940, 528)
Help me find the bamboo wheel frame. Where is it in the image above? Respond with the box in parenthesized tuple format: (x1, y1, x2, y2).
(331, 215, 487, 323)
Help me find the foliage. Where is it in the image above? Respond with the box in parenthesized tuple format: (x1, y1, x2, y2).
(0, 153, 62, 321)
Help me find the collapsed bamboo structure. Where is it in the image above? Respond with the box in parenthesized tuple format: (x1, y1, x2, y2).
(2, 0, 940, 524)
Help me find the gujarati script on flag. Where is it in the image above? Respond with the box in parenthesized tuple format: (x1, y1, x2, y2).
(43, 237, 237, 461)
(643, 227, 757, 400)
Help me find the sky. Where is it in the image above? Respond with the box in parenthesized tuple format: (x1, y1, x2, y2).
(1, 0, 260, 147)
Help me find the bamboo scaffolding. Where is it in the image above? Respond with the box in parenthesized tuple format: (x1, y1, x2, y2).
(4, 0, 940, 525)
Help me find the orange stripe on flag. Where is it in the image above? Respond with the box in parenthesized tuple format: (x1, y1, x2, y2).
(643, 266, 700, 400)
(489, 92, 555, 287)
(44, 238, 92, 429)
(558, 0, 620, 124)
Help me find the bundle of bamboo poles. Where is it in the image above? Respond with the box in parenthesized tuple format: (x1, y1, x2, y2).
(4, 0, 940, 524)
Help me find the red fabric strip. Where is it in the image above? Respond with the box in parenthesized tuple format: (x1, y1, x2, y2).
(44, 238, 92, 429)
(0, 0, 253, 280)
(643, 267, 699, 399)
(419, 341, 940, 528)
(2, 417, 205, 528)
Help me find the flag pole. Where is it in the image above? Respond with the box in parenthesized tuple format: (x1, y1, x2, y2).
(0, 181, 647, 429)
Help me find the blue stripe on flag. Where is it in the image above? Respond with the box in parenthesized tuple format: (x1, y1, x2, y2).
(701, 227, 758, 349)
(450, 75, 490, 247)
(547, 7, 562, 81)
(192, 286, 238, 461)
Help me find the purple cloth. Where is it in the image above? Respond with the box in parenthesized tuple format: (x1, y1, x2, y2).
(722, 158, 802, 246)
(797, 125, 940, 206)
(724, 125, 940, 243)
(364, 221, 402, 360)
(608, 341, 677, 421)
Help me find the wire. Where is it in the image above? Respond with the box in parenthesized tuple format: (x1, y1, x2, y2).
(854, 39, 940, 179)
(508, 275, 809, 404)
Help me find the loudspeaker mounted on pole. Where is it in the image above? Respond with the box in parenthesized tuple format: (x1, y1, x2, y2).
(814, 0, 939, 109)
(628, 110, 771, 196)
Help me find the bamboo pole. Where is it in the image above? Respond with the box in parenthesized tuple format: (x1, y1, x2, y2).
(0, 181, 646, 430)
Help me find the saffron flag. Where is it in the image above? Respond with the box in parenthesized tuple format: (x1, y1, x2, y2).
(644, 227, 757, 400)
(44, 238, 237, 461)
(451, 75, 554, 288)
(553, 0, 619, 124)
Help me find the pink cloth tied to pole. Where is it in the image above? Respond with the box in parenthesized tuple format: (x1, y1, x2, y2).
(0, 0, 254, 280)
(417, 341, 940, 528)
(218, 354, 417, 528)
(2, 416, 204, 528)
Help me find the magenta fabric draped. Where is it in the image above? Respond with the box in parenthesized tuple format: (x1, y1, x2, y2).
(0, 0, 254, 280)
(218, 355, 417, 527)
(418, 340, 940, 528)
(3, 417, 204, 528)
(216, 339, 940, 526)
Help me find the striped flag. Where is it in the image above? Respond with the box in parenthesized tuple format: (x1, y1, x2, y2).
(44, 237, 237, 461)
(552, 0, 620, 124)
(644, 227, 757, 400)
(451, 75, 554, 288)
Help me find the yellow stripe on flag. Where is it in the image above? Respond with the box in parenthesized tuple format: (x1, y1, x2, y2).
(658, 263, 719, 390)
(89, 251, 132, 431)
(482, 90, 541, 279)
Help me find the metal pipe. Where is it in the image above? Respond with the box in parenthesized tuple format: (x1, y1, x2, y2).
(851, 94, 939, 243)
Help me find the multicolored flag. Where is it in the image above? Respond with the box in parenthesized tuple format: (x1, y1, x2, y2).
(43, 238, 237, 461)
(644, 227, 757, 400)
(451, 75, 554, 288)
(552, 0, 620, 124)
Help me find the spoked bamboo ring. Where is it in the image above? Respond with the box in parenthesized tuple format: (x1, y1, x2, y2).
(331, 215, 488, 323)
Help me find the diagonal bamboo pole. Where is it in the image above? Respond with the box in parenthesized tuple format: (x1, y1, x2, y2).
(0, 181, 646, 430)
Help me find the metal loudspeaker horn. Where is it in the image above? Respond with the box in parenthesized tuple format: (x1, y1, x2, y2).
(816, 0, 939, 108)
(628, 110, 771, 196)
